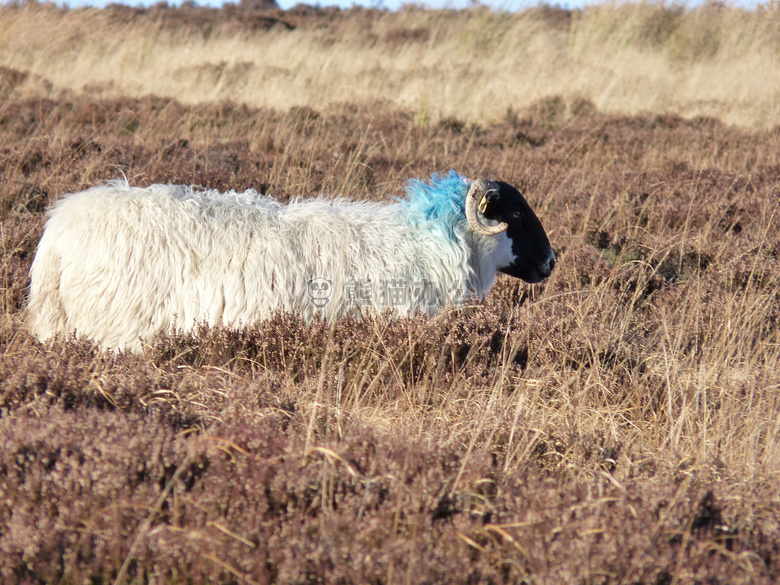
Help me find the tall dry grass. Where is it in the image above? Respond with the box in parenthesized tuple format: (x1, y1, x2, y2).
(1, 4, 780, 580)
(3, 1, 780, 127)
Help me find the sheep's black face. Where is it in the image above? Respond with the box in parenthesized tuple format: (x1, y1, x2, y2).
(482, 181, 555, 283)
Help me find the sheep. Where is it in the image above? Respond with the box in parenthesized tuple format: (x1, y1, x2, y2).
(27, 171, 555, 351)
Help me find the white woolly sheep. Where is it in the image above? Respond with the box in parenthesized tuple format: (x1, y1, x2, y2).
(27, 171, 555, 351)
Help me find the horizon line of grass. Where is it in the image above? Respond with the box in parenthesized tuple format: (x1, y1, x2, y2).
(2, 0, 780, 128)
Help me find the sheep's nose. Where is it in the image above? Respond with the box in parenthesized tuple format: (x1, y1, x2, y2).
(541, 250, 556, 276)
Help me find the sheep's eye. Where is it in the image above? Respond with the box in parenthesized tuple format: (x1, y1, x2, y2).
(512, 211, 523, 219)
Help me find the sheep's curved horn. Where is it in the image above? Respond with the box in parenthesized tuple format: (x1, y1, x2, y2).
(465, 179, 508, 236)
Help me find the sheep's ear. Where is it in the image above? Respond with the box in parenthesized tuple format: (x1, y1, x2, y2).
(478, 188, 500, 215)
(466, 180, 508, 235)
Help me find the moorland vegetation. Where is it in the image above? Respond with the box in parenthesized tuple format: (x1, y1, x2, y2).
(0, 1, 779, 583)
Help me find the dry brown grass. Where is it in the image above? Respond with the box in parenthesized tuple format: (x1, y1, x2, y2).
(1, 93, 779, 583)
(3, 2, 780, 127)
(1, 4, 780, 582)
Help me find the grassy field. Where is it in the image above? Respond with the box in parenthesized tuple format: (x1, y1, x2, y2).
(4, 1, 780, 127)
(1, 2, 780, 584)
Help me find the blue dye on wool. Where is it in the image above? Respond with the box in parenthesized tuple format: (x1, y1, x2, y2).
(398, 171, 471, 232)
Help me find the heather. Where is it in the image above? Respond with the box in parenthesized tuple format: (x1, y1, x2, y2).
(1, 5, 780, 582)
